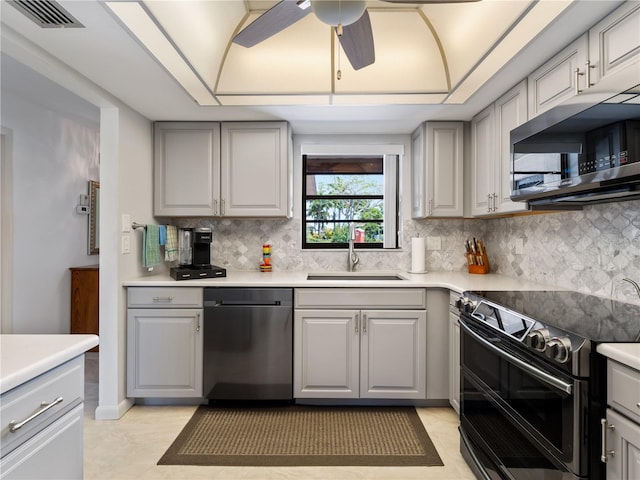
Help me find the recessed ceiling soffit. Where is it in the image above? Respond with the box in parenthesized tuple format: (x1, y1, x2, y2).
(106, 0, 565, 106)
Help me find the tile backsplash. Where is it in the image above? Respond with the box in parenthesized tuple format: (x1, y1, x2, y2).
(176, 198, 640, 304)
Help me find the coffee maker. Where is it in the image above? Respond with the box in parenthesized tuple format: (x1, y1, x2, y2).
(170, 227, 226, 281)
(192, 227, 212, 268)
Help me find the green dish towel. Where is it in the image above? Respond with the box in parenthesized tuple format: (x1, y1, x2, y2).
(143, 225, 161, 268)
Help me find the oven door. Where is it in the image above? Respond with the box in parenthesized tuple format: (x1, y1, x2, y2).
(459, 315, 589, 480)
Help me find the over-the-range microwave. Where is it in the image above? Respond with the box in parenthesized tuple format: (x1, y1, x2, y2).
(510, 84, 640, 209)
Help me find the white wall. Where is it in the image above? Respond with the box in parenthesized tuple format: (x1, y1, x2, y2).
(1, 54, 100, 333)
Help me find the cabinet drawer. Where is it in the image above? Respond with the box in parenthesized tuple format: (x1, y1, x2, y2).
(0, 404, 83, 480)
(1, 356, 83, 458)
(294, 288, 426, 309)
(608, 360, 640, 424)
(127, 287, 202, 308)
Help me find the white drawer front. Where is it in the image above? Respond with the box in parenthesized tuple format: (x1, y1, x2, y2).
(1, 356, 83, 457)
(608, 360, 640, 424)
(127, 287, 202, 308)
(294, 288, 426, 309)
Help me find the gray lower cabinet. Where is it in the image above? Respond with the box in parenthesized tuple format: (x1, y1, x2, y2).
(294, 288, 427, 400)
(127, 287, 203, 398)
(0, 356, 85, 480)
(602, 360, 640, 480)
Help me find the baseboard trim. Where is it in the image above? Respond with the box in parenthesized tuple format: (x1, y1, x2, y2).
(94, 397, 134, 420)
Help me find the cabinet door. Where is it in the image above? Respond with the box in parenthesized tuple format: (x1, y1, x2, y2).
(294, 310, 359, 398)
(527, 34, 588, 118)
(427, 122, 464, 217)
(589, 2, 640, 87)
(411, 125, 427, 218)
(220, 122, 291, 217)
(412, 122, 463, 218)
(494, 81, 528, 214)
(470, 104, 495, 216)
(127, 309, 203, 397)
(154, 122, 221, 216)
(360, 310, 426, 399)
(605, 409, 640, 480)
(448, 310, 460, 414)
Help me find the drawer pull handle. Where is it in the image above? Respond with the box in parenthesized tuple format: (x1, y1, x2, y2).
(152, 296, 174, 302)
(9, 396, 64, 432)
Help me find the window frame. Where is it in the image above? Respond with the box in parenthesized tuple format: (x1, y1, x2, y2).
(301, 151, 399, 250)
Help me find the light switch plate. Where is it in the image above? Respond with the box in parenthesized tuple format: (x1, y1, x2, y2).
(122, 214, 131, 232)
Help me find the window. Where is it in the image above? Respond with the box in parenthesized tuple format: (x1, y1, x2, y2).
(303, 153, 398, 249)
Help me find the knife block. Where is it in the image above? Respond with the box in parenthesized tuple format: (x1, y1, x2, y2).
(467, 252, 490, 274)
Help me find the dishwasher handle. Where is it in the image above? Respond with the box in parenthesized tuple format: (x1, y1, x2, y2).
(204, 300, 284, 307)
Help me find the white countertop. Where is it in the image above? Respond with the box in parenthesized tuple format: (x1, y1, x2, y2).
(597, 343, 640, 371)
(123, 270, 557, 293)
(0, 334, 99, 394)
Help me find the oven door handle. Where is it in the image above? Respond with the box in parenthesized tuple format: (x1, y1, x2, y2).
(460, 317, 573, 395)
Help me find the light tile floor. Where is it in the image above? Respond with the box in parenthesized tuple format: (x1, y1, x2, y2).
(83, 354, 475, 480)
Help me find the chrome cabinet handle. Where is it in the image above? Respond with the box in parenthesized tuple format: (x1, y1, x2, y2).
(362, 313, 367, 333)
(600, 418, 615, 463)
(9, 397, 64, 432)
(428, 198, 433, 216)
(213, 199, 218, 216)
(585, 60, 594, 89)
(492, 193, 498, 212)
(487, 194, 492, 213)
(196, 312, 201, 333)
(152, 296, 173, 302)
(355, 313, 360, 333)
(575, 67, 584, 95)
(221, 199, 225, 216)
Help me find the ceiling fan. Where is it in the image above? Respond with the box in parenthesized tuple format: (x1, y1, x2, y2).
(233, 0, 479, 71)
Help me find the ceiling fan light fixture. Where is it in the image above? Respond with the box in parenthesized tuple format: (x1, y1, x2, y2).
(311, 0, 366, 27)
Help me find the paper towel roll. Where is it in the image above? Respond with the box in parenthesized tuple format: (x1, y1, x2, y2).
(410, 237, 426, 273)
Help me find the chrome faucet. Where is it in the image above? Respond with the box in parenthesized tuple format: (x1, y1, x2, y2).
(348, 222, 360, 272)
(622, 278, 640, 299)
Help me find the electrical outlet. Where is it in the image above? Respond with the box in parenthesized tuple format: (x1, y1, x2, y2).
(515, 238, 524, 255)
(121, 235, 130, 254)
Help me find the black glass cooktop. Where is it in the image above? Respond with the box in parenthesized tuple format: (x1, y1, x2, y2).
(466, 290, 640, 343)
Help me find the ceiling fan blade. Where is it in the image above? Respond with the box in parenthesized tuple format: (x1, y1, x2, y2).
(381, 0, 480, 3)
(336, 10, 375, 71)
(233, 0, 312, 48)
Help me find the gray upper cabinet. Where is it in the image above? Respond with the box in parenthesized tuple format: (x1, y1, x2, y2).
(528, 2, 640, 119)
(471, 81, 527, 216)
(154, 122, 221, 217)
(220, 121, 292, 217)
(154, 121, 292, 217)
(411, 122, 464, 218)
(588, 1, 640, 87)
(527, 34, 589, 118)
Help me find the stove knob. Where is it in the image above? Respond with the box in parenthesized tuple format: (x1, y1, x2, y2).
(544, 337, 572, 363)
(525, 328, 550, 352)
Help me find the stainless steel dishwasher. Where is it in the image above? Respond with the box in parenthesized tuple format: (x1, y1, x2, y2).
(203, 287, 293, 401)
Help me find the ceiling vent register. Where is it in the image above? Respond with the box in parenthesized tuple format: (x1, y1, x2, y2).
(9, 0, 84, 28)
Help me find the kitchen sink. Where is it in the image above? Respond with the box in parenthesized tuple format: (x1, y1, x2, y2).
(306, 272, 407, 281)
